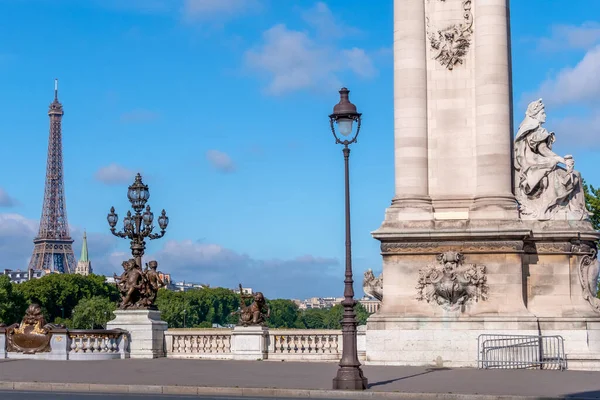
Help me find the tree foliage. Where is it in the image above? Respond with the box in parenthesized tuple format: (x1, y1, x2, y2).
(14, 273, 119, 323)
(298, 303, 370, 329)
(0, 275, 26, 325)
(72, 296, 117, 329)
(156, 287, 240, 328)
(584, 181, 600, 231)
(2, 273, 376, 330)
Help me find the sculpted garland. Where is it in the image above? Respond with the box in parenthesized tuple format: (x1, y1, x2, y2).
(416, 251, 488, 312)
(426, 0, 473, 70)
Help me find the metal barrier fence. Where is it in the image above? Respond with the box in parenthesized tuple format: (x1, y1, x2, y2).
(477, 334, 566, 370)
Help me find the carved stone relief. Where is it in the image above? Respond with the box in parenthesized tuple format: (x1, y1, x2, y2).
(576, 247, 600, 313)
(426, 0, 473, 70)
(416, 251, 488, 311)
(363, 269, 383, 301)
(381, 241, 522, 254)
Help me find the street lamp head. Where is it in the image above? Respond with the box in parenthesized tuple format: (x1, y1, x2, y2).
(143, 205, 154, 227)
(124, 210, 133, 230)
(107, 207, 118, 228)
(329, 87, 362, 142)
(158, 209, 169, 231)
(127, 173, 150, 213)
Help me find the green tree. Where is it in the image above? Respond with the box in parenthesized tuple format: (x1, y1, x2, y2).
(72, 296, 117, 329)
(14, 273, 119, 323)
(322, 303, 371, 329)
(156, 287, 240, 328)
(266, 299, 300, 328)
(584, 181, 600, 230)
(299, 308, 328, 329)
(0, 275, 26, 325)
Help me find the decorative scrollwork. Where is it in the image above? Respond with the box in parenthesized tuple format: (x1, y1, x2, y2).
(416, 251, 488, 311)
(427, 0, 473, 70)
(577, 247, 600, 313)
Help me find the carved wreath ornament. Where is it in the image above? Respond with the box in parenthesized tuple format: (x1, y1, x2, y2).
(416, 251, 488, 311)
(574, 244, 600, 313)
(426, 0, 473, 70)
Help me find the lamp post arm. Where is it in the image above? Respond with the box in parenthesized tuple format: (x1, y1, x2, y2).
(148, 231, 166, 240)
(110, 228, 128, 239)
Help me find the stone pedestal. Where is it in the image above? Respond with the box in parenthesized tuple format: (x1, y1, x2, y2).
(231, 326, 268, 360)
(367, 0, 600, 371)
(107, 309, 167, 359)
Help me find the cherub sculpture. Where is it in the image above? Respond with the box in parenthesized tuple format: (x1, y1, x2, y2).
(113, 258, 166, 310)
(235, 284, 270, 326)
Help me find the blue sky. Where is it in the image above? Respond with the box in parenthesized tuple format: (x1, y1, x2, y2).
(0, 0, 599, 299)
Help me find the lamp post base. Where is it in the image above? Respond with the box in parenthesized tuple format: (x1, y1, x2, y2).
(332, 366, 368, 390)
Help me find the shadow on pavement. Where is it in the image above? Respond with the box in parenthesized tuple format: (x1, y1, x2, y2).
(565, 391, 600, 399)
(368, 367, 451, 388)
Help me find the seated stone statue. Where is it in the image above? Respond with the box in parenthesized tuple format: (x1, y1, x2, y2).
(514, 99, 589, 221)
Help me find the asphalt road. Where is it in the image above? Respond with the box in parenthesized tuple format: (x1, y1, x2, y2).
(0, 392, 316, 400)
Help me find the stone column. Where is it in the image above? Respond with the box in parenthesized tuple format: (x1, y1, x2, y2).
(391, 0, 432, 212)
(471, 0, 518, 218)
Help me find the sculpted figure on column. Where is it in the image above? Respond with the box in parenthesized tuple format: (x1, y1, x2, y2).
(514, 99, 589, 221)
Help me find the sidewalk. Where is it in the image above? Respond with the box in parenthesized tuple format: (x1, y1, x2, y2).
(1, 359, 600, 399)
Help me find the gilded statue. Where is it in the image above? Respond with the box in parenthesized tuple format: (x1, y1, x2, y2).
(5, 303, 64, 354)
(514, 99, 589, 221)
(234, 284, 270, 326)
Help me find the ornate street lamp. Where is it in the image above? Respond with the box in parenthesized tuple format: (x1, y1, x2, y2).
(107, 173, 169, 267)
(329, 88, 368, 390)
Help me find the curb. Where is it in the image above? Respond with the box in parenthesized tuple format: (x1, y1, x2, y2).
(0, 381, 578, 400)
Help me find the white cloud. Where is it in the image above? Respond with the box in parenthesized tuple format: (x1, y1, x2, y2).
(342, 48, 377, 78)
(182, 0, 260, 22)
(523, 41, 600, 148)
(94, 164, 137, 185)
(245, 24, 375, 95)
(0, 213, 343, 298)
(0, 214, 38, 270)
(530, 44, 600, 107)
(301, 1, 356, 39)
(120, 109, 159, 123)
(206, 150, 236, 173)
(0, 188, 18, 207)
(537, 22, 600, 52)
(149, 239, 341, 298)
(551, 111, 600, 149)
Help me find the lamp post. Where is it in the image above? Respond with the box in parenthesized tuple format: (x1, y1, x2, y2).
(329, 87, 368, 390)
(183, 309, 187, 329)
(106, 173, 169, 268)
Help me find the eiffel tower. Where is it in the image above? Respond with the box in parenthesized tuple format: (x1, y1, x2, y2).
(28, 80, 76, 273)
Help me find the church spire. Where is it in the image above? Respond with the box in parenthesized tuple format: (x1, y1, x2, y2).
(79, 230, 89, 262)
(75, 230, 92, 276)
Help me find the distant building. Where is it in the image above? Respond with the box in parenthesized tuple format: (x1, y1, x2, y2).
(293, 295, 381, 313)
(358, 296, 381, 313)
(1, 268, 45, 283)
(74, 231, 92, 276)
(233, 287, 253, 296)
(295, 297, 344, 310)
(168, 281, 209, 292)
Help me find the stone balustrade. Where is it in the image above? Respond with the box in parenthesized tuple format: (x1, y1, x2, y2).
(67, 330, 129, 360)
(164, 327, 366, 361)
(0, 327, 129, 360)
(165, 329, 233, 359)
